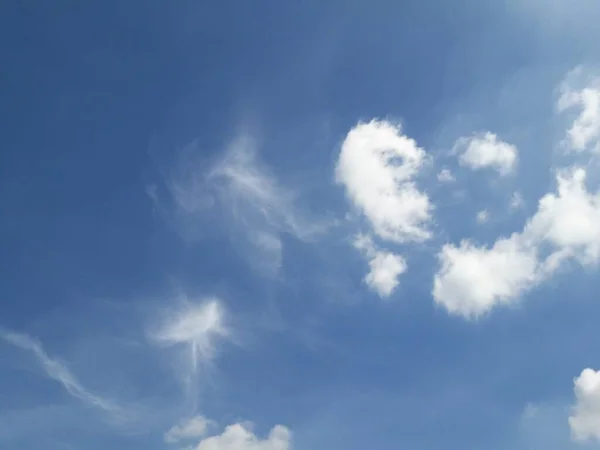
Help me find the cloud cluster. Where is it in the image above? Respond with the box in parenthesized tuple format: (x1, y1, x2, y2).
(433, 72, 600, 319)
(433, 166, 600, 318)
(335, 120, 432, 297)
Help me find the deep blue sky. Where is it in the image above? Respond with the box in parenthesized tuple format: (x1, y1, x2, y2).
(2, 1, 600, 449)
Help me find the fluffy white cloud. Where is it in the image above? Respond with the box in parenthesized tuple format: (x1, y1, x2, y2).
(437, 168, 455, 183)
(569, 368, 600, 442)
(433, 166, 600, 318)
(454, 132, 518, 175)
(433, 236, 539, 318)
(557, 70, 600, 152)
(476, 210, 490, 224)
(524, 168, 600, 266)
(335, 120, 432, 243)
(165, 416, 213, 443)
(353, 234, 407, 298)
(194, 423, 291, 450)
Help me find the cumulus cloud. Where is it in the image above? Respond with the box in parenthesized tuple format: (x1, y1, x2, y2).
(453, 132, 518, 175)
(193, 423, 291, 450)
(0, 330, 121, 415)
(433, 166, 600, 318)
(557, 69, 600, 153)
(353, 234, 407, 298)
(525, 168, 600, 266)
(165, 415, 213, 443)
(433, 236, 539, 318)
(335, 120, 432, 244)
(437, 168, 455, 183)
(569, 368, 600, 442)
(151, 298, 230, 390)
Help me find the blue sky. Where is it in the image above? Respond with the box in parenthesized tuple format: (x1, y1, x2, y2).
(2, 1, 600, 449)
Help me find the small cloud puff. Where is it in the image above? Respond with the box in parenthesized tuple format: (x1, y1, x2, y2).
(476, 210, 490, 224)
(453, 132, 518, 176)
(433, 167, 600, 318)
(353, 234, 407, 298)
(510, 192, 525, 211)
(437, 168, 455, 183)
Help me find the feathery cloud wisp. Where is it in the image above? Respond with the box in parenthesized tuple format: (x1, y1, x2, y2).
(0, 330, 121, 415)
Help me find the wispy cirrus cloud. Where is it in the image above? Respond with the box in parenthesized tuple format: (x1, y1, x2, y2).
(0, 329, 122, 416)
(149, 297, 231, 400)
(152, 134, 331, 276)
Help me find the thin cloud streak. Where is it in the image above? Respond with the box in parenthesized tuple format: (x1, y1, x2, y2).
(0, 329, 122, 415)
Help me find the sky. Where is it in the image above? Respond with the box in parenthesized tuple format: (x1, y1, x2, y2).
(1, 1, 600, 449)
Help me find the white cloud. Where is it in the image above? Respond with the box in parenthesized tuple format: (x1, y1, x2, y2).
(207, 136, 327, 241)
(0, 330, 121, 415)
(525, 167, 600, 266)
(433, 166, 600, 318)
(165, 415, 213, 443)
(194, 423, 291, 450)
(155, 135, 329, 275)
(433, 236, 539, 318)
(454, 132, 518, 175)
(510, 191, 525, 210)
(151, 298, 230, 389)
(353, 234, 407, 298)
(437, 168, 455, 183)
(557, 69, 600, 152)
(569, 368, 600, 442)
(476, 210, 490, 224)
(335, 120, 432, 243)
